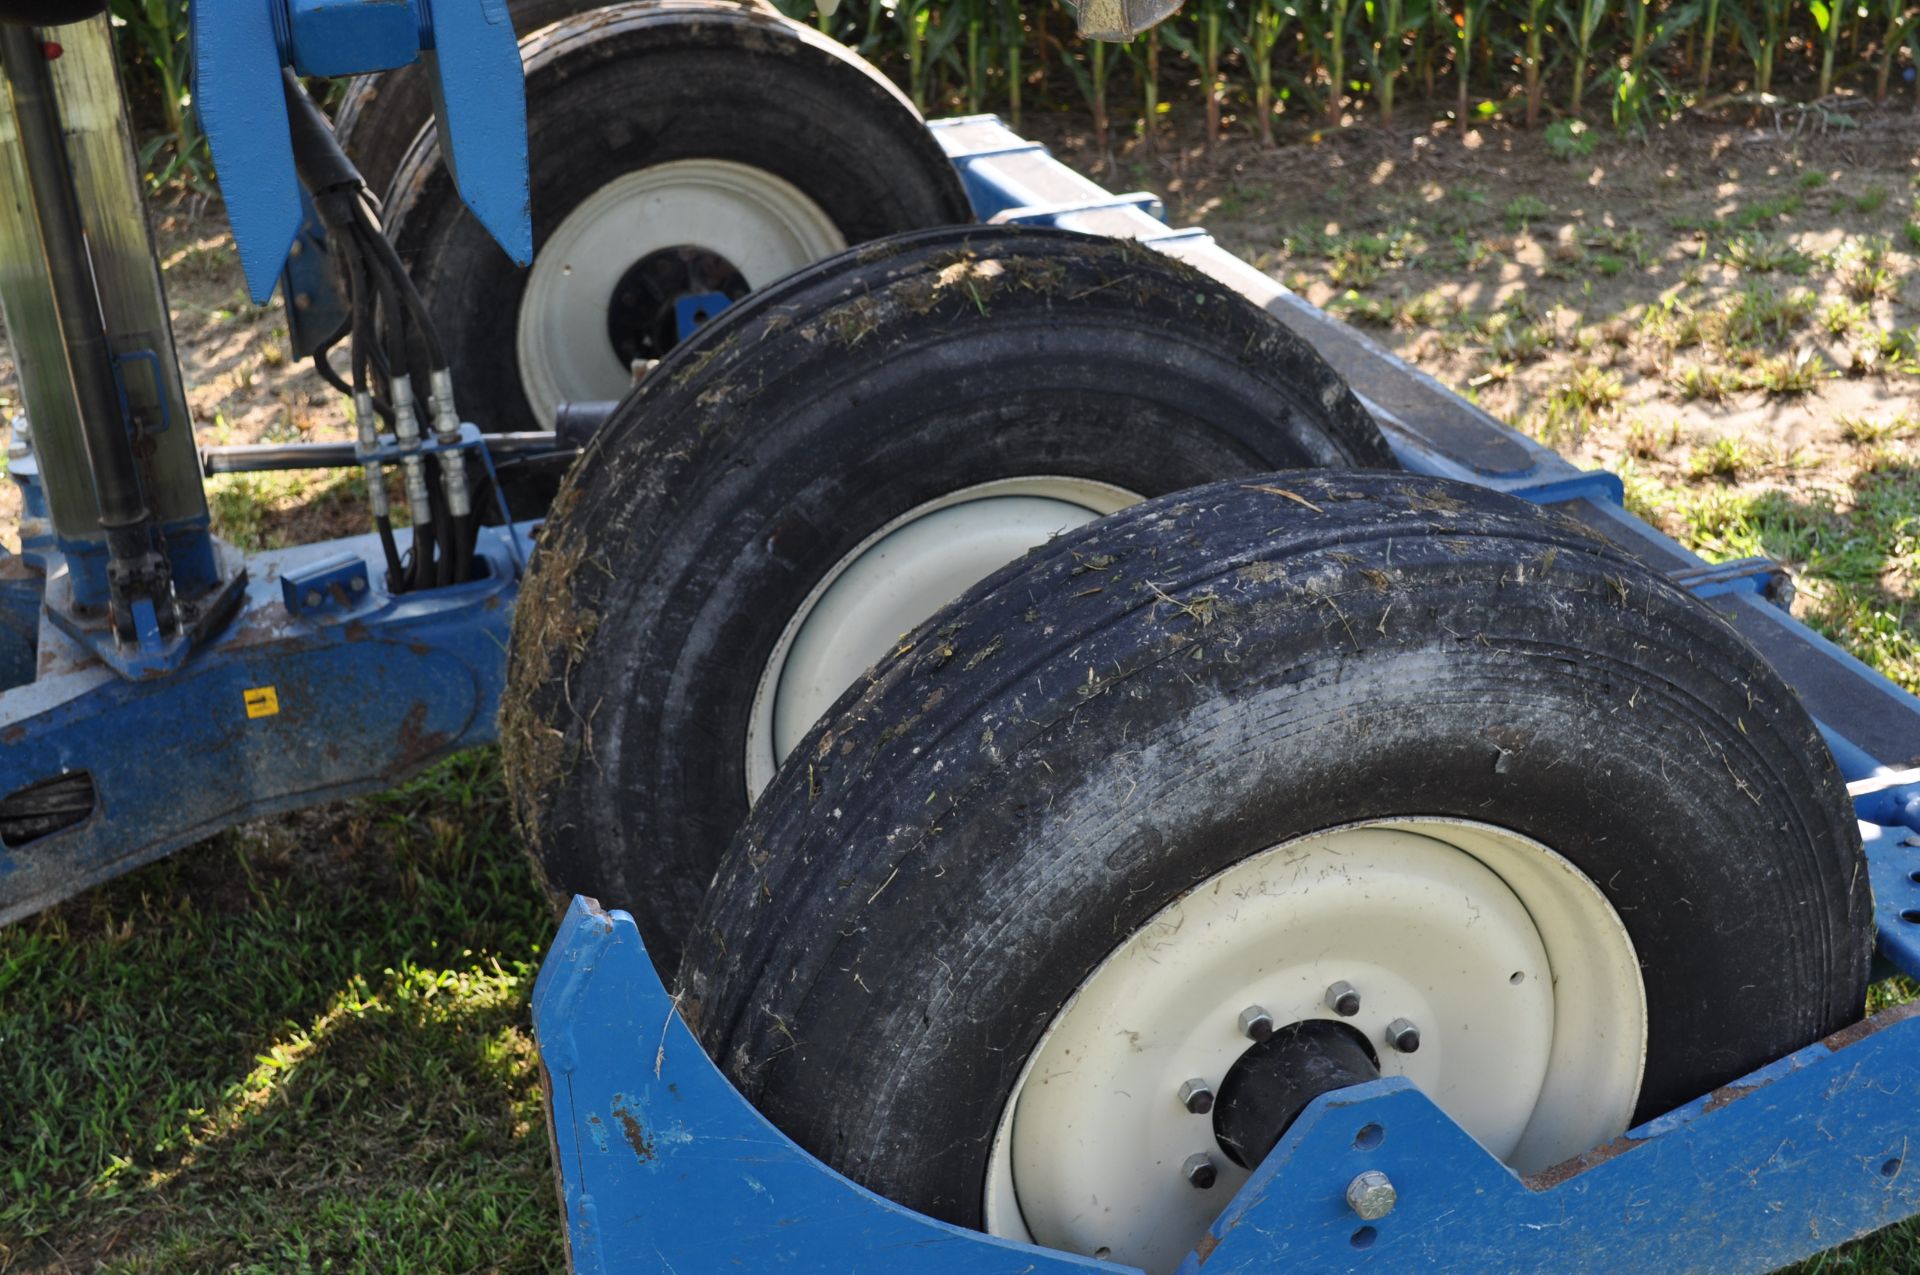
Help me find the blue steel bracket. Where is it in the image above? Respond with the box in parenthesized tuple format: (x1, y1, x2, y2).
(0, 523, 530, 923)
(532, 899, 1113, 1275)
(279, 551, 371, 617)
(534, 898, 1920, 1274)
(191, 0, 531, 303)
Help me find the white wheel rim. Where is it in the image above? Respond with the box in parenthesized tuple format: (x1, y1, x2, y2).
(984, 818, 1646, 1275)
(745, 477, 1142, 799)
(515, 159, 846, 427)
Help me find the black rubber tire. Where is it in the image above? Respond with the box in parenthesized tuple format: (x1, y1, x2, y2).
(499, 225, 1396, 974)
(330, 0, 724, 202)
(678, 470, 1872, 1231)
(381, 0, 974, 435)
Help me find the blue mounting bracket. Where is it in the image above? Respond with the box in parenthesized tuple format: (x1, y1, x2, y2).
(0, 510, 532, 923)
(191, 0, 531, 302)
(534, 898, 1920, 1274)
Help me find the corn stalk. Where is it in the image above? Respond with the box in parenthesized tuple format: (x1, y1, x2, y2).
(1321, 0, 1355, 125)
(1230, 0, 1294, 143)
(1063, 31, 1115, 160)
(1696, 0, 1719, 93)
(1518, 0, 1550, 126)
(1874, 0, 1918, 99)
(1557, 0, 1608, 116)
(1455, 0, 1488, 124)
(998, 0, 1029, 125)
(109, 0, 212, 191)
(1354, 0, 1427, 125)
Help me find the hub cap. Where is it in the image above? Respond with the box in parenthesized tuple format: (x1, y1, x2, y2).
(516, 159, 845, 426)
(745, 477, 1141, 798)
(983, 819, 1646, 1274)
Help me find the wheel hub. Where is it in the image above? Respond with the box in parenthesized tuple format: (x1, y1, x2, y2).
(604, 245, 749, 366)
(515, 159, 846, 426)
(983, 819, 1646, 1275)
(1211, 1018, 1380, 1171)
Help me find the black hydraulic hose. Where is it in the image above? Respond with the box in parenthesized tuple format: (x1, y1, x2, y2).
(0, 28, 156, 570)
(282, 70, 363, 195)
(350, 190, 445, 371)
(450, 514, 473, 585)
(431, 485, 454, 587)
(375, 514, 405, 585)
(311, 321, 353, 398)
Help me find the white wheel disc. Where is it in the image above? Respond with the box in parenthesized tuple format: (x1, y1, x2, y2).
(745, 477, 1141, 799)
(983, 819, 1646, 1275)
(515, 159, 846, 426)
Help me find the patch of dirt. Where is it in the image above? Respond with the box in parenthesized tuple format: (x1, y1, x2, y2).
(1029, 106, 1920, 510)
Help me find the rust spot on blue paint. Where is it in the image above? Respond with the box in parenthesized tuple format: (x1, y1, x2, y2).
(611, 1093, 655, 1162)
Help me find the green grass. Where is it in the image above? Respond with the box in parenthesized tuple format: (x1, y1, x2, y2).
(0, 752, 563, 1273)
(1622, 463, 1920, 692)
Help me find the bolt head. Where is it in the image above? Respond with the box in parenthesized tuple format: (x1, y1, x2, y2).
(1325, 980, 1362, 1017)
(1386, 1018, 1421, 1053)
(1182, 1153, 1219, 1189)
(1238, 1005, 1275, 1041)
(304, 590, 323, 608)
(1346, 1169, 1397, 1220)
(1177, 1078, 1214, 1115)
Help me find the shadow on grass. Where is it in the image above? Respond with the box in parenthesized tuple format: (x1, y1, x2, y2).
(0, 749, 565, 1274)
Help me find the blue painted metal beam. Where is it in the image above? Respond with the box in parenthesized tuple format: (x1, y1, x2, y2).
(0, 523, 526, 924)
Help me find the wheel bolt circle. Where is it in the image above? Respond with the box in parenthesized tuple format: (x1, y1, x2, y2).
(1386, 1017, 1421, 1053)
(1324, 980, 1362, 1017)
(1183, 1152, 1219, 1189)
(1177, 1077, 1215, 1114)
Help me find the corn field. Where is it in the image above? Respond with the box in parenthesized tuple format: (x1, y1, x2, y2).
(784, 0, 1920, 147)
(103, 0, 1919, 194)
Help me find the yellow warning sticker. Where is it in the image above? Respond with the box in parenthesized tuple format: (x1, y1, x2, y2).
(244, 686, 280, 719)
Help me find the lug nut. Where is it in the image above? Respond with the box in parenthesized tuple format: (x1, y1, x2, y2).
(1177, 1078, 1215, 1115)
(1324, 980, 1361, 1017)
(1182, 1153, 1219, 1189)
(1346, 1169, 1397, 1220)
(1238, 1005, 1275, 1041)
(1385, 1018, 1421, 1053)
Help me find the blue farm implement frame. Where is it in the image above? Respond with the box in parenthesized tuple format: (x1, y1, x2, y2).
(525, 116, 1920, 1274)
(5, 14, 1920, 1260)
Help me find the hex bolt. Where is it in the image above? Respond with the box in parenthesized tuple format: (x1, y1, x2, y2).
(1238, 1005, 1275, 1041)
(1178, 1078, 1215, 1115)
(1346, 1170, 1397, 1220)
(1385, 1018, 1422, 1054)
(1324, 980, 1362, 1017)
(1182, 1153, 1219, 1190)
